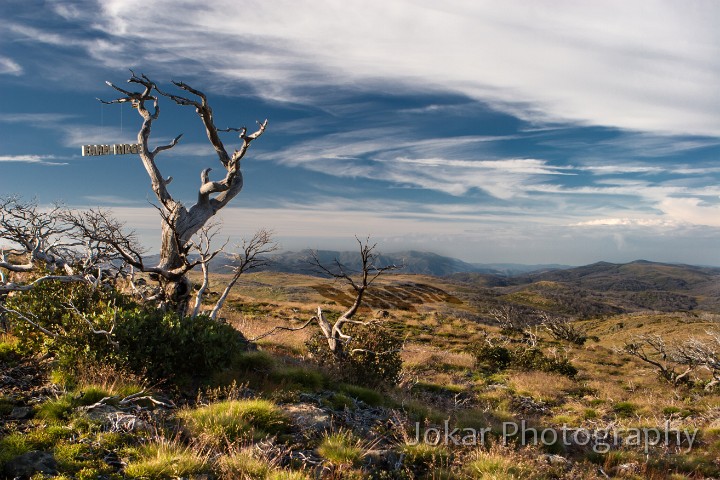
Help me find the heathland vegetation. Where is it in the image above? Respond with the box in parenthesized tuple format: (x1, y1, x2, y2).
(2, 252, 720, 479)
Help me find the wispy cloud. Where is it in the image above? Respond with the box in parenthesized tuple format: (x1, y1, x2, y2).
(0, 154, 67, 166)
(42, 0, 720, 136)
(0, 56, 22, 76)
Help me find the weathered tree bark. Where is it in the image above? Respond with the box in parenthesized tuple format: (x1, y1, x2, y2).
(101, 72, 267, 314)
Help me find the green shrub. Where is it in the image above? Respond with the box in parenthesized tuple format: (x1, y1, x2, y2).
(306, 322, 403, 387)
(471, 344, 512, 372)
(512, 348, 577, 377)
(5, 281, 249, 382)
(338, 384, 385, 406)
(112, 309, 248, 381)
(469, 342, 577, 377)
(613, 401, 638, 418)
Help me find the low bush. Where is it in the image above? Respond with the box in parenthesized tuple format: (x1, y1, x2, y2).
(470, 342, 577, 377)
(5, 281, 249, 382)
(306, 322, 402, 388)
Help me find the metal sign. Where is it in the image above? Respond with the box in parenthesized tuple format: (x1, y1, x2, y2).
(82, 143, 142, 156)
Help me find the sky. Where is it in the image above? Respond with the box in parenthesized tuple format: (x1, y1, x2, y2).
(1, 0, 719, 266)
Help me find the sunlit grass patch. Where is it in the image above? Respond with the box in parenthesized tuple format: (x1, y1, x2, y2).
(316, 430, 365, 467)
(123, 439, 209, 479)
(180, 399, 290, 444)
(507, 371, 576, 403)
(465, 448, 533, 479)
(216, 448, 271, 479)
(401, 442, 450, 471)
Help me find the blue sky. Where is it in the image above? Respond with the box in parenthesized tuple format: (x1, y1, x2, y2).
(1, 0, 719, 265)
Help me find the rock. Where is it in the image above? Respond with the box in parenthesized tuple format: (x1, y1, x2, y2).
(3, 451, 58, 477)
(615, 462, 640, 475)
(107, 411, 147, 432)
(284, 404, 332, 433)
(9, 406, 33, 420)
(78, 403, 122, 422)
(364, 449, 400, 469)
(544, 454, 569, 466)
(77, 404, 148, 432)
(511, 395, 550, 415)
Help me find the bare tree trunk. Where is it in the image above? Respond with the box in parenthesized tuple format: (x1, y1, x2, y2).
(99, 72, 267, 315)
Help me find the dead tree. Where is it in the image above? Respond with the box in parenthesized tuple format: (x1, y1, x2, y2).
(0, 197, 108, 294)
(189, 228, 277, 321)
(621, 334, 694, 385)
(0, 197, 123, 336)
(310, 237, 400, 358)
(674, 332, 720, 390)
(541, 313, 588, 346)
(188, 224, 224, 319)
(100, 72, 267, 314)
(209, 229, 277, 321)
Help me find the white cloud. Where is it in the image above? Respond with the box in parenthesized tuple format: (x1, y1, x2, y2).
(657, 197, 720, 227)
(0, 56, 22, 76)
(103, 204, 720, 265)
(0, 154, 67, 165)
(62, 0, 720, 136)
(571, 218, 681, 227)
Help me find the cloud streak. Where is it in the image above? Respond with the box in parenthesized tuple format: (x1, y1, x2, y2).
(0, 56, 22, 76)
(38, 0, 720, 136)
(0, 155, 67, 165)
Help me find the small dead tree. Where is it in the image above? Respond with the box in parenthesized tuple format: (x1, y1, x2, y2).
(674, 331, 720, 390)
(188, 224, 224, 319)
(309, 237, 401, 359)
(621, 334, 694, 385)
(100, 72, 267, 314)
(489, 304, 539, 346)
(541, 313, 588, 346)
(192, 229, 278, 321)
(489, 304, 529, 333)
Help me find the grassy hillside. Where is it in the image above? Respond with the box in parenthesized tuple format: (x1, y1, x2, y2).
(2, 266, 720, 479)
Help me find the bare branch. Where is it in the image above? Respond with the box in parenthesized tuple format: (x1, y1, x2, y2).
(249, 317, 316, 342)
(65, 301, 119, 348)
(151, 133, 184, 156)
(0, 305, 58, 338)
(209, 229, 278, 321)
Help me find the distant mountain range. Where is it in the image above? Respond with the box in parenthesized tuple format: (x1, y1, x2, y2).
(451, 259, 720, 314)
(206, 249, 571, 277)
(142, 250, 720, 313)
